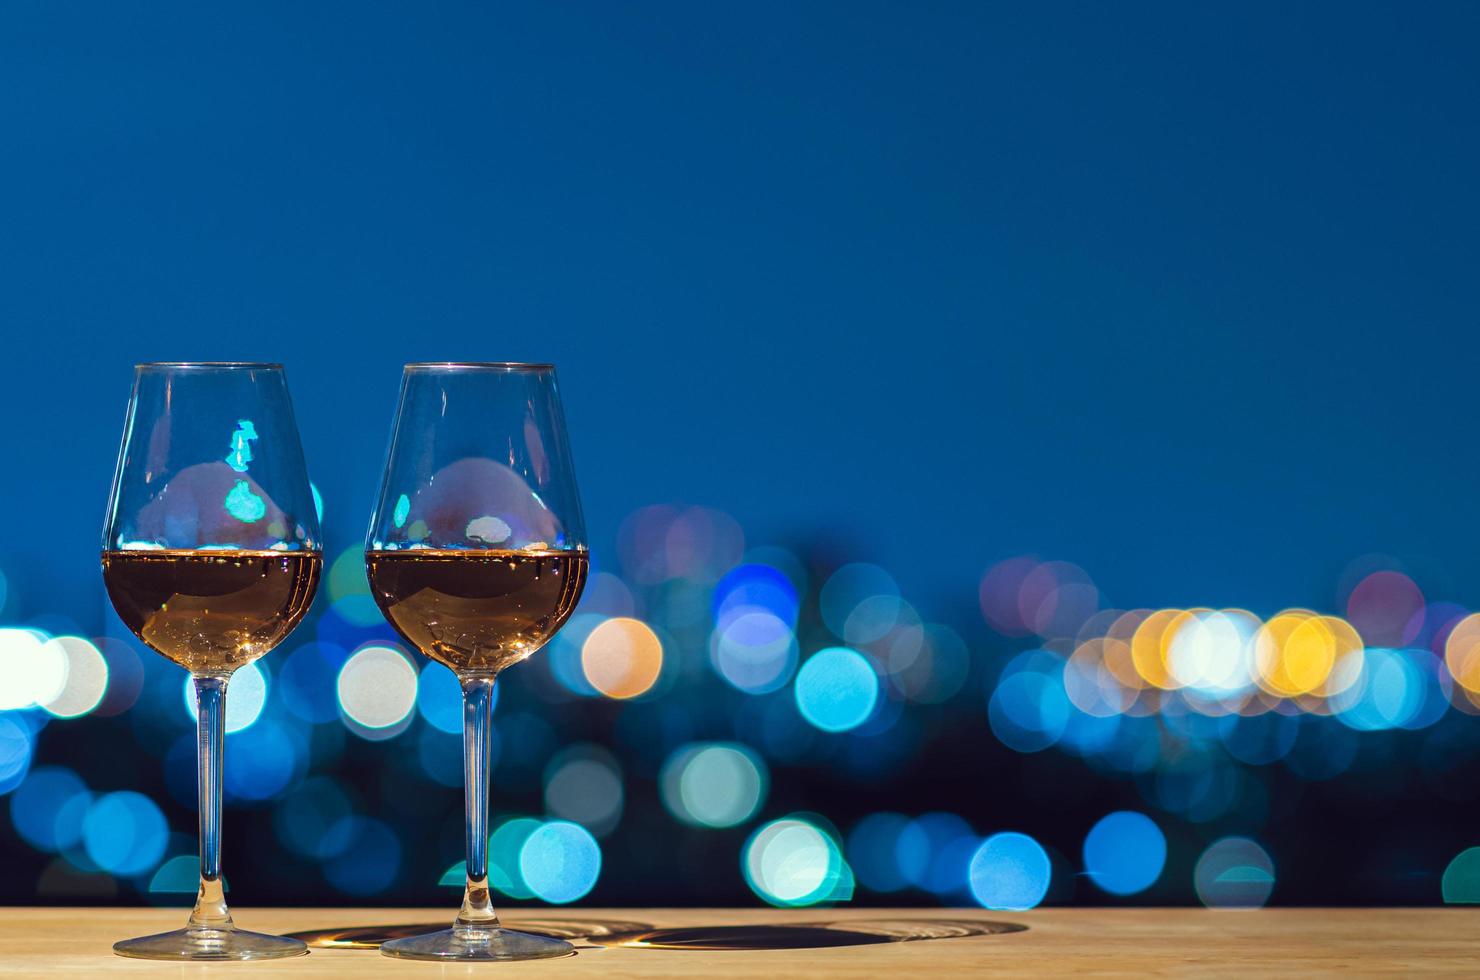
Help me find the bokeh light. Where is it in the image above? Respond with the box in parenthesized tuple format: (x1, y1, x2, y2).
(0, 628, 67, 711)
(322, 816, 401, 895)
(336, 645, 417, 732)
(181, 662, 267, 733)
(1082, 811, 1165, 896)
(711, 611, 799, 695)
(39, 636, 108, 718)
(1345, 570, 1424, 647)
(794, 647, 879, 733)
(1441, 847, 1480, 904)
(968, 832, 1051, 910)
(544, 745, 624, 837)
(519, 820, 602, 903)
(10, 767, 89, 852)
(82, 791, 168, 876)
(714, 563, 800, 628)
(1444, 614, 1480, 694)
(660, 742, 767, 829)
(820, 564, 900, 641)
(1193, 836, 1275, 908)
(275, 642, 349, 724)
(581, 617, 663, 699)
(743, 817, 849, 907)
(416, 662, 470, 735)
(488, 817, 544, 898)
(898, 812, 975, 895)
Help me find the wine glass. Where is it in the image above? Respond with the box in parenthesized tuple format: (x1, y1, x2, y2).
(101, 363, 322, 960)
(365, 363, 588, 962)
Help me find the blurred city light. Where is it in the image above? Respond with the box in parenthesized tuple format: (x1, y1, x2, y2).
(794, 647, 879, 733)
(1193, 837, 1275, 908)
(0, 628, 66, 711)
(1442, 847, 1480, 904)
(1082, 811, 1166, 896)
(181, 662, 267, 733)
(39, 637, 108, 718)
(82, 791, 168, 876)
(743, 817, 850, 907)
(544, 745, 624, 837)
(660, 742, 767, 829)
(968, 832, 1051, 910)
(581, 617, 663, 699)
(336, 645, 417, 732)
(0, 497, 1473, 909)
(519, 820, 601, 903)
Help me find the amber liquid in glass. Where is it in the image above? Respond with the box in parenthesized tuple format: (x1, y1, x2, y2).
(102, 549, 321, 673)
(365, 549, 588, 674)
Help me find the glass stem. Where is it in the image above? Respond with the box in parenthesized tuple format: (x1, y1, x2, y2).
(456, 675, 500, 934)
(189, 674, 233, 933)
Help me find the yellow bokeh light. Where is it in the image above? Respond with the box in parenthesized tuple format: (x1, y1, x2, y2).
(1445, 614, 1480, 694)
(581, 617, 663, 699)
(1131, 609, 1183, 690)
(1253, 609, 1315, 697)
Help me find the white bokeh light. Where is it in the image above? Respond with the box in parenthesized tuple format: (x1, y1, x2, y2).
(337, 645, 418, 730)
(0, 628, 67, 711)
(41, 636, 109, 719)
(182, 661, 267, 733)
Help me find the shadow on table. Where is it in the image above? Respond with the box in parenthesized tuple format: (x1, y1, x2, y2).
(287, 917, 1027, 952)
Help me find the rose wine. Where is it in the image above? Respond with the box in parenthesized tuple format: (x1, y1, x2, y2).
(365, 549, 588, 674)
(102, 549, 321, 673)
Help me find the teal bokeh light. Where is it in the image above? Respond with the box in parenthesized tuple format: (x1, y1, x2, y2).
(794, 647, 879, 733)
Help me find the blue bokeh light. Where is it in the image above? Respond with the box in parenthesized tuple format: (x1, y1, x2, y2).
(794, 647, 879, 733)
(10, 766, 89, 852)
(897, 812, 974, 893)
(848, 812, 913, 893)
(968, 831, 1051, 910)
(989, 669, 1071, 753)
(82, 791, 168, 876)
(519, 820, 602, 904)
(272, 776, 353, 859)
(323, 816, 402, 895)
(1082, 811, 1166, 896)
(0, 713, 35, 794)
(277, 642, 350, 724)
(713, 563, 800, 628)
(224, 720, 300, 802)
(417, 662, 476, 735)
(488, 817, 544, 899)
(711, 611, 799, 695)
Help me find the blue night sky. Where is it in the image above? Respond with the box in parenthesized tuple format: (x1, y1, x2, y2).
(2, 2, 1477, 624)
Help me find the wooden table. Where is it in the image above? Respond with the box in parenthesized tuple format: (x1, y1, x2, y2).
(0, 907, 1471, 977)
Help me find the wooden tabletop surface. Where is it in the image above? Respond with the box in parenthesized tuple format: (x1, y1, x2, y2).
(0, 907, 1472, 977)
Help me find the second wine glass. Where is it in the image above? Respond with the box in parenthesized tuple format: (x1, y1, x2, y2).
(364, 363, 588, 962)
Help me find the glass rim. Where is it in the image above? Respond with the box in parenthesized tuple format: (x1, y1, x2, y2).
(135, 361, 284, 371)
(403, 361, 555, 372)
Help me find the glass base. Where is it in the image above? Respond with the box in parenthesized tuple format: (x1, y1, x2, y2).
(381, 926, 576, 962)
(113, 925, 309, 961)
